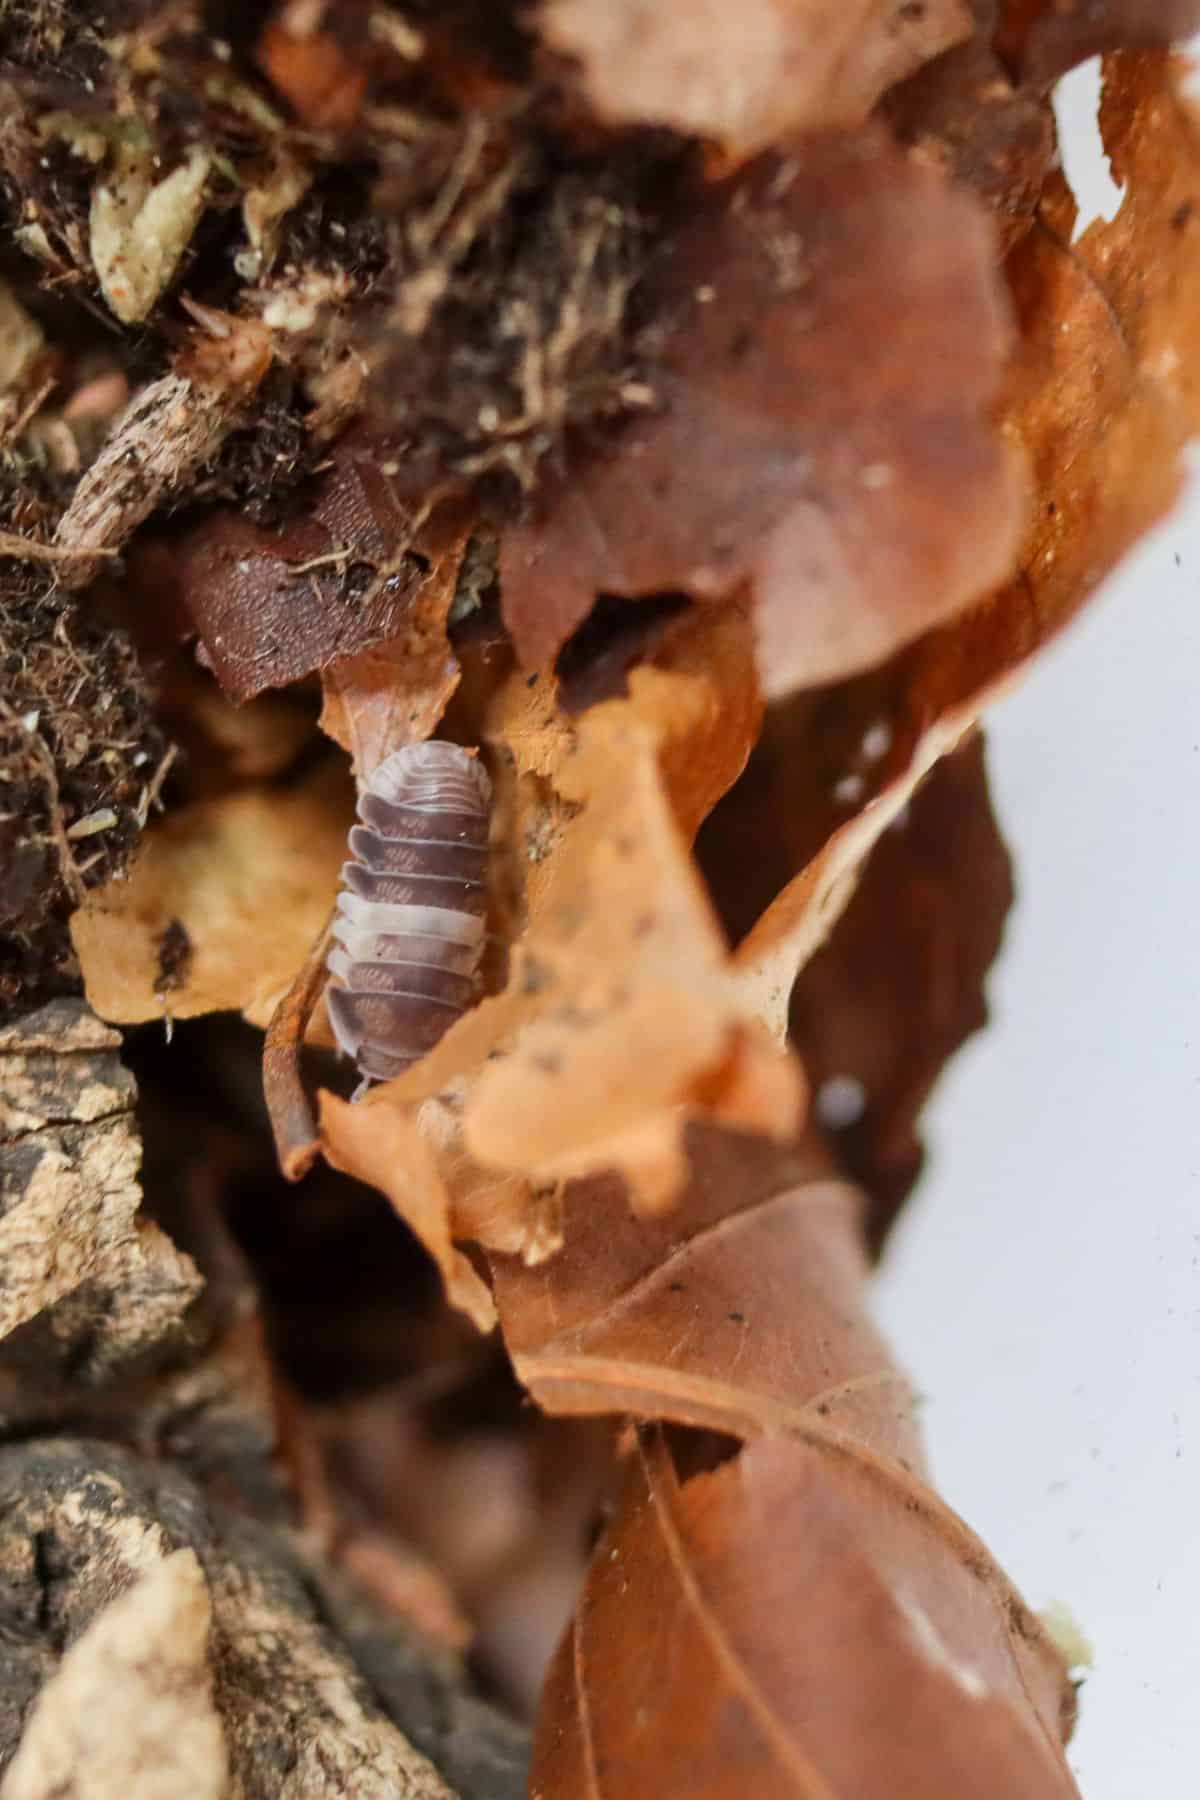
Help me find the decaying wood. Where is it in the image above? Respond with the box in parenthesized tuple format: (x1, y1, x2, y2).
(0, 999, 200, 1414)
(0, 1439, 528, 1800)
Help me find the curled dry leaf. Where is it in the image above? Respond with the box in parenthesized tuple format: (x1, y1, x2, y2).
(71, 760, 351, 1031)
(318, 605, 802, 1266)
(697, 49, 1200, 1048)
(883, 37, 1057, 252)
(0, 1550, 228, 1800)
(0, 1000, 201, 1407)
(540, 0, 972, 157)
(176, 432, 472, 705)
(499, 128, 1023, 697)
(1003, 0, 1200, 84)
(790, 732, 1013, 1250)
(489, 1126, 1077, 1798)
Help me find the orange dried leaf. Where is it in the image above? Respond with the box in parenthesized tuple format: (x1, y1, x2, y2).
(319, 605, 799, 1255)
(540, 0, 972, 157)
(500, 129, 1023, 698)
(319, 1092, 497, 1334)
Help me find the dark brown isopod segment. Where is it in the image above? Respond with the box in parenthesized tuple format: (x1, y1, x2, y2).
(326, 742, 491, 1090)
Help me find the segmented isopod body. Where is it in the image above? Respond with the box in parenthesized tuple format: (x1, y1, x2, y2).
(327, 742, 491, 1088)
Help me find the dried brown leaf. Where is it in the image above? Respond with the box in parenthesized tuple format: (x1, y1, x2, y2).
(540, 0, 973, 156)
(790, 733, 1013, 1249)
(176, 433, 471, 704)
(71, 760, 351, 1030)
(492, 1127, 1076, 1798)
(500, 129, 1023, 697)
(533, 1426, 1077, 1800)
(883, 37, 1056, 252)
(317, 537, 464, 779)
(696, 50, 1200, 1048)
(1003, 0, 1200, 84)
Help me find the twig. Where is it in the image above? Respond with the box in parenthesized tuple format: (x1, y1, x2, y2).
(0, 530, 121, 566)
(263, 904, 336, 1182)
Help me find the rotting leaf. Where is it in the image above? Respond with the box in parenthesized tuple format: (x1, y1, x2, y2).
(493, 1127, 1078, 1798)
(540, 0, 973, 158)
(175, 431, 473, 704)
(693, 50, 1200, 1048)
(499, 128, 1024, 697)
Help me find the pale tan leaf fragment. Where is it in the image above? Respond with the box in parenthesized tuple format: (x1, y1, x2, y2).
(70, 760, 351, 1030)
(541, 0, 973, 158)
(90, 142, 211, 325)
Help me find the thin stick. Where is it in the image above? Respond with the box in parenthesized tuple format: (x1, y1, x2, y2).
(263, 903, 336, 1182)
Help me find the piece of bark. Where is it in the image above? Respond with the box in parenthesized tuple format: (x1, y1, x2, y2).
(0, 1549, 228, 1800)
(0, 1438, 527, 1800)
(0, 999, 201, 1412)
(51, 317, 273, 590)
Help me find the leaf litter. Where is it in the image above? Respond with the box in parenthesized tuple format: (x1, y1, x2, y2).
(2, 3, 1200, 1794)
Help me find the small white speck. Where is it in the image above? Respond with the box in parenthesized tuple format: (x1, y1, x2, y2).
(833, 772, 865, 806)
(19, 710, 40, 733)
(862, 721, 892, 761)
(816, 1074, 866, 1131)
(861, 462, 894, 490)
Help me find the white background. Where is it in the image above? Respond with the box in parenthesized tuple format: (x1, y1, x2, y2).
(875, 63, 1200, 1796)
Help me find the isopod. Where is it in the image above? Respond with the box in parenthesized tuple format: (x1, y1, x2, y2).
(326, 741, 491, 1089)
